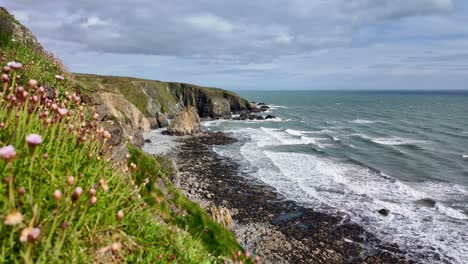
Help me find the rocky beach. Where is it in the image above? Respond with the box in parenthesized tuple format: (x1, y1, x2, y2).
(148, 130, 418, 264)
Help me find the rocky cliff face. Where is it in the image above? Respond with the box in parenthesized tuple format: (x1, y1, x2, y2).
(0, 7, 43, 50)
(167, 106, 201, 135)
(75, 73, 254, 146)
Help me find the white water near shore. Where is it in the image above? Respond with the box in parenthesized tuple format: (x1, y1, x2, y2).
(203, 91, 468, 264)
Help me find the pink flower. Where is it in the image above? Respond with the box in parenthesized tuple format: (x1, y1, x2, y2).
(55, 75, 65, 81)
(26, 134, 42, 147)
(0, 145, 16, 162)
(116, 210, 124, 221)
(1, 74, 9, 82)
(57, 108, 68, 117)
(4, 211, 23, 225)
(7, 61, 22, 70)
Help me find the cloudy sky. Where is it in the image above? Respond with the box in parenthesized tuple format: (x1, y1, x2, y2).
(4, 0, 468, 90)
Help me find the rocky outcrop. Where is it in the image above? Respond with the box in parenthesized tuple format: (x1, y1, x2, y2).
(0, 7, 43, 50)
(167, 106, 201, 135)
(83, 92, 151, 147)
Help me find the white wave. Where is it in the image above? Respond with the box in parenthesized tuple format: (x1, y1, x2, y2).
(349, 119, 378, 124)
(260, 127, 331, 148)
(462, 155, 468, 159)
(255, 151, 468, 264)
(332, 136, 340, 141)
(371, 137, 427, 146)
(267, 104, 288, 109)
(285, 129, 308, 136)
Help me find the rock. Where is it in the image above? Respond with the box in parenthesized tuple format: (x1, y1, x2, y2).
(0, 7, 43, 50)
(265, 115, 276, 120)
(144, 139, 152, 143)
(167, 106, 201, 135)
(156, 112, 169, 128)
(378, 209, 390, 216)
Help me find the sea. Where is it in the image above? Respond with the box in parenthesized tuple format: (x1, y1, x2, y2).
(202, 91, 468, 264)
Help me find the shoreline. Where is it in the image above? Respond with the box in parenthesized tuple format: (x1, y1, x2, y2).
(170, 131, 415, 264)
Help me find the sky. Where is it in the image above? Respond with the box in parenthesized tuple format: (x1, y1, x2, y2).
(3, 0, 468, 90)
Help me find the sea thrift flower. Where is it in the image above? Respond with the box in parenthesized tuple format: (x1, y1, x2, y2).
(27, 228, 41, 242)
(18, 187, 25, 196)
(2, 66, 11, 73)
(61, 221, 69, 230)
(7, 61, 22, 70)
(111, 242, 122, 252)
(245, 251, 251, 259)
(55, 75, 64, 81)
(89, 196, 97, 205)
(53, 190, 62, 202)
(4, 211, 23, 225)
(0, 145, 16, 162)
(20, 227, 33, 242)
(67, 176, 75, 186)
(99, 178, 109, 192)
(57, 108, 68, 117)
(37, 86, 45, 94)
(1, 73, 9, 82)
(26, 134, 42, 147)
(103, 131, 111, 139)
(254, 256, 260, 263)
(116, 210, 124, 221)
(89, 188, 97, 197)
(43, 153, 49, 159)
(27, 79, 38, 89)
(72, 187, 83, 202)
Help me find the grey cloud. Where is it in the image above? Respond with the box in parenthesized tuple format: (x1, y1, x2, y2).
(3, 0, 456, 63)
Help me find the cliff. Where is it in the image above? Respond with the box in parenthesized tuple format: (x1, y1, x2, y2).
(0, 7, 253, 263)
(75, 73, 254, 146)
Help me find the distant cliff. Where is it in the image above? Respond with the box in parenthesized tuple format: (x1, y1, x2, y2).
(75, 73, 254, 146)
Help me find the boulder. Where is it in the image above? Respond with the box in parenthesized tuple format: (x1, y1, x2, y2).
(265, 115, 276, 120)
(167, 107, 201, 135)
(378, 209, 390, 216)
(144, 139, 152, 143)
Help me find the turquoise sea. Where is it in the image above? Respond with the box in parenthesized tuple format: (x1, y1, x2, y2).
(203, 91, 468, 264)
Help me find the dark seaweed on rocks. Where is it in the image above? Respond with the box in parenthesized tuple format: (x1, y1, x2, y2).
(175, 132, 417, 264)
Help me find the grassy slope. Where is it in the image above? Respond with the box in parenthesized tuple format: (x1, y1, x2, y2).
(74, 73, 251, 117)
(0, 11, 249, 264)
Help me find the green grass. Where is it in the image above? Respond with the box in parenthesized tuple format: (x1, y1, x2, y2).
(127, 147, 244, 259)
(0, 35, 250, 263)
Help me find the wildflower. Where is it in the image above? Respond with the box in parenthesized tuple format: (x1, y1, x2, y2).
(4, 211, 23, 225)
(31, 95, 39, 103)
(67, 176, 75, 186)
(88, 188, 96, 197)
(103, 131, 111, 139)
(245, 251, 251, 259)
(69, 124, 74, 132)
(125, 154, 130, 159)
(1, 73, 9, 82)
(57, 108, 68, 117)
(53, 190, 62, 203)
(128, 135, 133, 141)
(72, 187, 83, 202)
(37, 86, 45, 94)
(26, 134, 42, 147)
(18, 187, 25, 196)
(55, 75, 64, 81)
(89, 196, 97, 205)
(61, 221, 69, 230)
(254, 256, 260, 263)
(116, 210, 124, 221)
(99, 178, 109, 192)
(0, 145, 16, 162)
(43, 153, 49, 159)
(27, 228, 41, 242)
(20, 227, 33, 242)
(2, 66, 11, 73)
(0, 122, 4, 129)
(27, 79, 37, 89)
(111, 242, 122, 252)
(7, 61, 22, 70)
(93, 113, 99, 120)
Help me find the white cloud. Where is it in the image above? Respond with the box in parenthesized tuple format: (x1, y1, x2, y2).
(186, 14, 235, 33)
(81, 16, 111, 28)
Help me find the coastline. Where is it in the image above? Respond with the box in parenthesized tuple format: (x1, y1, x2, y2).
(168, 131, 415, 264)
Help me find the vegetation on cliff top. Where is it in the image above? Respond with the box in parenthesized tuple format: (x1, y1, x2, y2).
(0, 7, 256, 263)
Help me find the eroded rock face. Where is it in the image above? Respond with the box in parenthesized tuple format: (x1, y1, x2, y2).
(167, 106, 201, 135)
(0, 7, 43, 50)
(87, 92, 151, 147)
